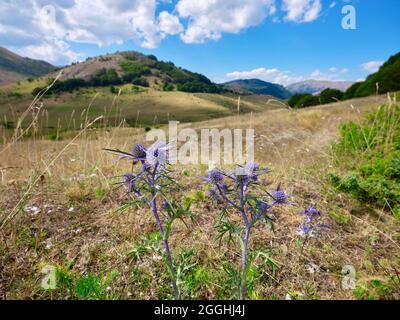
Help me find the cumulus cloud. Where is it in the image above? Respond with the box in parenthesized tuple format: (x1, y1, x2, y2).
(282, 0, 322, 23)
(176, 0, 276, 44)
(0, 0, 182, 64)
(0, 0, 327, 64)
(361, 61, 384, 73)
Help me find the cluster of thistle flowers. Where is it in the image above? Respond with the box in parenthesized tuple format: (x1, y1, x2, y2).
(296, 207, 326, 238)
(205, 163, 291, 220)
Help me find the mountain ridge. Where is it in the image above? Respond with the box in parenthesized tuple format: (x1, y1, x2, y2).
(286, 80, 355, 95)
(0, 46, 55, 84)
(222, 79, 292, 99)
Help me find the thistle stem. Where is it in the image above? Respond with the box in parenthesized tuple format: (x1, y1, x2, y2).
(151, 194, 180, 300)
(240, 225, 250, 300)
(239, 183, 250, 300)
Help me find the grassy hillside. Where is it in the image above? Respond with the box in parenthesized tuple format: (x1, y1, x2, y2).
(0, 80, 281, 131)
(39, 51, 223, 95)
(0, 94, 398, 300)
(0, 47, 55, 85)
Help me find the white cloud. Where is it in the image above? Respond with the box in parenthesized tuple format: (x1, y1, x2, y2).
(176, 0, 276, 44)
(282, 0, 322, 23)
(0, 0, 181, 64)
(0, 0, 327, 64)
(226, 67, 304, 86)
(158, 11, 184, 36)
(361, 61, 384, 73)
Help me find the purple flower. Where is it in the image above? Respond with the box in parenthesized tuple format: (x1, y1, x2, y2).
(297, 207, 326, 238)
(303, 207, 320, 223)
(131, 144, 147, 161)
(245, 162, 260, 182)
(271, 190, 288, 205)
(123, 173, 137, 193)
(146, 141, 169, 165)
(207, 169, 224, 185)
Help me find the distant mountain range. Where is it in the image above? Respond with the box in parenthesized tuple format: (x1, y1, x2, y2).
(286, 80, 355, 95)
(223, 79, 292, 99)
(223, 79, 355, 98)
(0, 47, 55, 85)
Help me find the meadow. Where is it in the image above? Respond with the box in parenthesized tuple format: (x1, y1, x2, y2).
(0, 89, 399, 300)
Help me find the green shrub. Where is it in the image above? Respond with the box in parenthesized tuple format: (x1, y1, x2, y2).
(331, 104, 400, 218)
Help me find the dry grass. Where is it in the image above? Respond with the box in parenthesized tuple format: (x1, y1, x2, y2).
(0, 93, 399, 300)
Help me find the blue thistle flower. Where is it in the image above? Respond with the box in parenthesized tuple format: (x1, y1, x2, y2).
(271, 190, 288, 205)
(123, 173, 137, 193)
(303, 206, 320, 223)
(131, 144, 147, 161)
(297, 207, 326, 238)
(207, 169, 224, 185)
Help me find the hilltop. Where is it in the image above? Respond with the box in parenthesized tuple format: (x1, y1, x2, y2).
(222, 79, 292, 99)
(44, 51, 222, 94)
(0, 47, 55, 85)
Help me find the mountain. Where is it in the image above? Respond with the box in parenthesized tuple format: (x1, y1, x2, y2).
(45, 51, 222, 94)
(287, 80, 354, 95)
(344, 52, 400, 99)
(0, 47, 55, 85)
(222, 79, 292, 99)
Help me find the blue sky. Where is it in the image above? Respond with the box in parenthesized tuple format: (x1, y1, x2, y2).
(1, 0, 399, 85)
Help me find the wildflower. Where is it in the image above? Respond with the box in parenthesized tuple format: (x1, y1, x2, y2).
(297, 207, 326, 239)
(123, 173, 137, 193)
(207, 169, 224, 185)
(303, 206, 320, 223)
(105, 141, 188, 300)
(146, 141, 169, 165)
(131, 144, 147, 161)
(271, 190, 289, 205)
(203, 162, 289, 300)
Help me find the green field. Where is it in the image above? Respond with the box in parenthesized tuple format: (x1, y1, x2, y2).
(0, 80, 283, 131)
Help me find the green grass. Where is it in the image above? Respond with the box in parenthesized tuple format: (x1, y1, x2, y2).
(0, 84, 282, 130)
(330, 103, 400, 219)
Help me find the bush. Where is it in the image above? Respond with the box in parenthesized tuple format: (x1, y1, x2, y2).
(319, 89, 344, 104)
(331, 104, 400, 218)
(288, 93, 319, 108)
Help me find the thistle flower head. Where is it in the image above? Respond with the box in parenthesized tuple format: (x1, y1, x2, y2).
(303, 206, 320, 223)
(207, 169, 224, 185)
(271, 190, 288, 205)
(123, 173, 137, 193)
(297, 206, 326, 238)
(131, 144, 147, 161)
(146, 141, 169, 165)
